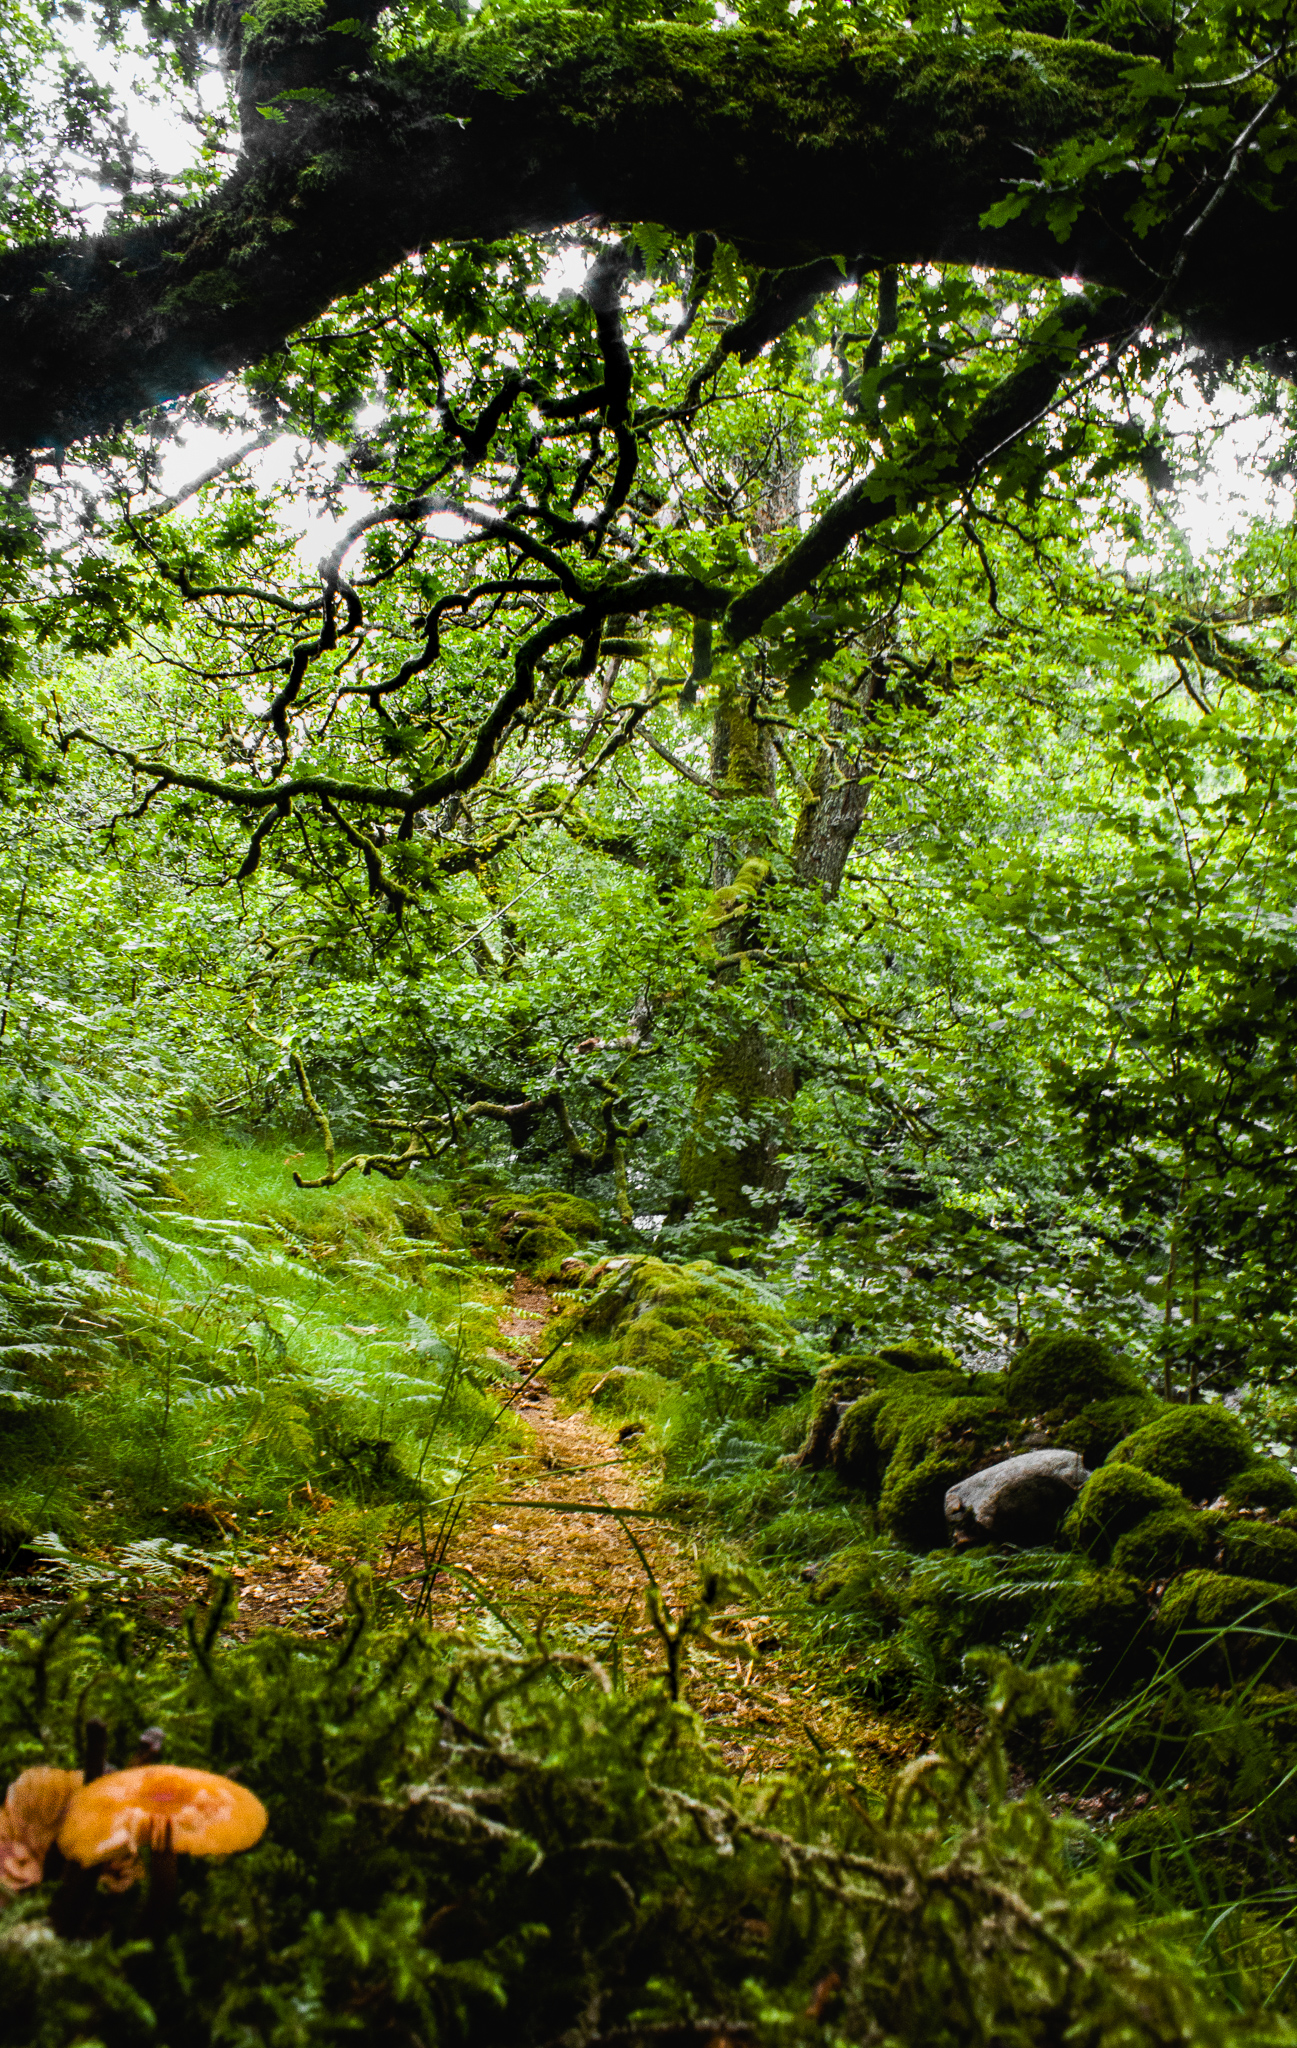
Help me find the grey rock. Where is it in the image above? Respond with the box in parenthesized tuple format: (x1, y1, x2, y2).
(946, 1449, 1090, 1548)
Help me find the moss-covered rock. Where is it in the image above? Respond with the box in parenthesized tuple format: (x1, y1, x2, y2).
(1156, 1569, 1297, 1647)
(1005, 1333, 1146, 1417)
(513, 1221, 580, 1278)
(874, 1341, 962, 1374)
(830, 1389, 898, 1491)
(877, 1395, 1017, 1550)
(480, 1186, 603, 1278)
(549, 1254, 809, 1407)
(830, 1375, 985, 1496)
(1064, 1463, 1186, 1563)
(1052, 1393, 1163, 1467)
(823, 1381, 1015, 1547)
(1216, 1520, 1297, 1588)
(1222, 1462, 1297, 1513)
(1049, 1567, 1149, 1662)
(1110, 1509, 1207, 1584)
(1106, 1405, 1255, 1503)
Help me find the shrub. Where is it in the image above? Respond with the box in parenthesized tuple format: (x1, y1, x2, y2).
(751, 1507, 863, 1562)
(807, 1539, 909, 1623)
(1006, 1334, 1147, 1417)
(1065, 1465, 1186, 1563)
(1224, 1464, 1297, 1513)
(1111, 1509, 1207, 1583)
(1107, 1406, 1256, 1503)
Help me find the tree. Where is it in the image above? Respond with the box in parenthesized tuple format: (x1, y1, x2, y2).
(1, 0, 1294, 1241)
(2, 0, 1297, 451)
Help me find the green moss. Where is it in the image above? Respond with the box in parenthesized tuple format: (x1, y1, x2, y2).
(532, 1191, 602, 1237)
(830, 1372, 966, 1486)
(872, 1394, 1013, 1549)
(1110, 1509, 1206, 1584)
(480, 1185, 603, 1276)
(874, 1341, 962, 1373)
(1106, 1405, 1256, 1503)
(1156, 1569, 1297, 1643)
(1005, 1333, 1146, 1417)
(1053, 1393, 1163, 1466)
(512, 1222, 579, 1279)
(1217, 1521, 1297, 1588)
(1049, 1566, 1148, 1657)
(880, 1445, 969, 1549)
(809, 1354, 881, 1420)
(620, 1308, 709, 1379)
(1064, 1463, 1186, 1563)
(1223, 1462, 1297, 1513)
(551, 1254, 807, 1418)
(830, 1389, 897, 1490)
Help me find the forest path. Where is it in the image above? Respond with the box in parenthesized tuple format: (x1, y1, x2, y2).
(410, 1271, 924, 1784)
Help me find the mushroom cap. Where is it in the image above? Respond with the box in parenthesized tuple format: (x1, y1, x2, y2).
(4, 1767, 83, 1852)
(0, 1767, 84, 1892)
(57, 1765, 267, 1865)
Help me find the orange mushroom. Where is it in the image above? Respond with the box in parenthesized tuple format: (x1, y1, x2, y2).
(0, 1767, 83, 1892)
(57, 1765, 267, 1868)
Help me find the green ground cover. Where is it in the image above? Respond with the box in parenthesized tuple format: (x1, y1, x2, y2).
(1, 1133, 520, 1587)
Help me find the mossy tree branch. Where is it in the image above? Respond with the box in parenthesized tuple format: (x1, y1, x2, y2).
(4, 21, 1297, 455)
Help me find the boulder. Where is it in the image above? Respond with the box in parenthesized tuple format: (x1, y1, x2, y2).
(945, 1449, 1090, 1548)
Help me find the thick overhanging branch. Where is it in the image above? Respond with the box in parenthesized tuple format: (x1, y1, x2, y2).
(3, 22, 1296, 454)
(724, 294, 1132, 645)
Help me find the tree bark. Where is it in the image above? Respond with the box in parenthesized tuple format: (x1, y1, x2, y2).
(3, 21, 1296, 454)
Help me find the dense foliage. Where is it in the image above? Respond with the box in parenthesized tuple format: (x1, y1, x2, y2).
(3, 0, 1297, 2031)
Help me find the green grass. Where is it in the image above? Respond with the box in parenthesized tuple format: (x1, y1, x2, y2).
(0, 1129, 524, 1579)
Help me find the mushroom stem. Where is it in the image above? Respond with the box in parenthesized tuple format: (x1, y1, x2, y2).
(83, 1719, 108, 1786)
(52, 1722, 110, 1933)
(146, 1818, 177, 1938)
(50, 1860, 98, 1938)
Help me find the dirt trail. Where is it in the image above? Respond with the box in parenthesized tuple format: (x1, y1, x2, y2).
(1, 1271, 923, 1783)
(406, 1273, 923, 1783)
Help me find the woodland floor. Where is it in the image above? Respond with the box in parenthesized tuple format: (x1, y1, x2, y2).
(0, 1269, 927, 1786)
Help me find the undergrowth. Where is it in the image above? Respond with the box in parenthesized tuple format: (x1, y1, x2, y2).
(0, 1131, 518, 1584)
(0, 1590, 1292, 2048)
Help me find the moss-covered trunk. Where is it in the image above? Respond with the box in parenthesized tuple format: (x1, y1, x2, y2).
(677, 633, 891, 1227)
(677, 669, 798, 1225)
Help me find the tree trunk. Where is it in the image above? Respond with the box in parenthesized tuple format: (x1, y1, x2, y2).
(677, 669, 796, 1224)
(676, 631, 899, 1229)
